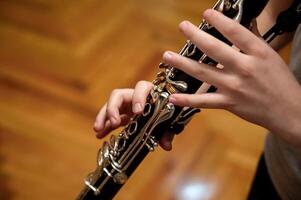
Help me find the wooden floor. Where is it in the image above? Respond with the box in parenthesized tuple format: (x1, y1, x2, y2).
(0, 0, 291, 199)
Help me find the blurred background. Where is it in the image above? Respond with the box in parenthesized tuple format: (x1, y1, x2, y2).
(0, 0, 291, 199)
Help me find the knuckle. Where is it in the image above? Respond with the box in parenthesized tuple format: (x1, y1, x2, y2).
(205, 39, 216, 50)
(111, 89, 121, 97)
(195, 66, 205, 78)
(224, 98, 236, 109)
(137, 80, 153, 88)
(239, 64, 255, 77)
(256, 47, 269, 58)
(224, 22, 239, 36)
(235, 56, 256, 77)
(231, 58, 243, 69)
(227, 78, 243, 92)
(136, 80, 147, 87)
(202, 41, 217, 57)
(253, 43, 272, 58)
(106, 106, 115, 117)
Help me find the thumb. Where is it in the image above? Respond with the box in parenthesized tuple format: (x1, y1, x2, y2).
(159, 132, 175, 151)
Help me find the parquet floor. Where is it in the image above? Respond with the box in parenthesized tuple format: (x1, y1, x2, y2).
(0, 0, 291, 199)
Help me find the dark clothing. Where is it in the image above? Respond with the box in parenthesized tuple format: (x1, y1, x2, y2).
(248, 155, 282, 200)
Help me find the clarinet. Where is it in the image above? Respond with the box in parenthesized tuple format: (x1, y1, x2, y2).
(76, 0, 269, 199)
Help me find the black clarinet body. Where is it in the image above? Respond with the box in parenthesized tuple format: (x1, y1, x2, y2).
(76, 0, 268, 199)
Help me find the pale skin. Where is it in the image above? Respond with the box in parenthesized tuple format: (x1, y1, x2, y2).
(94, 0, 301, 150)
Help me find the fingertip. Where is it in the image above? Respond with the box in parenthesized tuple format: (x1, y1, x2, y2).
(162, 141, 172, 151)
(132, 81, 154, 114)
(93, 121, 102, 132)
(160, 132, 175, 151)
(203, 9, 214, 19)
(96, 126, 110, 139)
(94, 122, 106, 138)
(133, 103, 143, 114)
(166, 143, 172, 151)
(179, 20, 190, 32)
(163, 51, 174, 61)
(95, 132, 105, 139)
(93, 126, 100, 133)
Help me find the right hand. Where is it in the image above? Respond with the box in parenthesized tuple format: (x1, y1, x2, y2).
(93, 81, 175, 151)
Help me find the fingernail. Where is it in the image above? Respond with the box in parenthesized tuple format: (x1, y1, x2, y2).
(179, 21, 189, 31)
(163, 51, 173, 60)
(133, 103, 143, 113)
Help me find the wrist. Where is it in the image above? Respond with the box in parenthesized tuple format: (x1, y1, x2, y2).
(267, 86, 301, 148)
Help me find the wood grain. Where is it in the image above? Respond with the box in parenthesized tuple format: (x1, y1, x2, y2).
(0, 0, 290, 199)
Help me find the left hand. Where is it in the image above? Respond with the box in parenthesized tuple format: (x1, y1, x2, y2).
(93, 81, 175, 151)
(163, 9, 301, 146)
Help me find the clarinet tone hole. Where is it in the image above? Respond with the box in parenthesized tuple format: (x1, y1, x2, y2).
(117, 137, 126, 152)
(186, 43, 196, 57)
(127, 121, 138, 135)
(142, 103, 152, 116)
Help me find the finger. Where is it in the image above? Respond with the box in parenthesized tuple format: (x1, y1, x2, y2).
(94, 103, 108, 132)
(179, 20, 243, 67)
(203, 9, 266, 55)
(132, 81, 154, 114)
(169, 93, 232, 109)
(107, 89, 134, 128)
(95, 120, 112, 138)
(159, 132, 175, 151)
(163, 51, 230, 88)
(95, 114, 131, 138)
